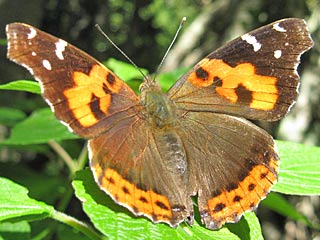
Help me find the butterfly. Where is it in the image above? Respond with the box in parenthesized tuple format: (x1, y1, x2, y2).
(6, 18, 313, 229)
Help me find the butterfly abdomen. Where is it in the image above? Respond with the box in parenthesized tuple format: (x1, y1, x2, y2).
(156, 131, 187, 176)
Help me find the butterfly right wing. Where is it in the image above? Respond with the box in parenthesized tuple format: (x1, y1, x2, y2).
(168, 18, 313, 121)
(177, 111, 279, 229)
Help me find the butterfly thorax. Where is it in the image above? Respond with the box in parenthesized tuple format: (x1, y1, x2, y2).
(140, 81, 177, 130)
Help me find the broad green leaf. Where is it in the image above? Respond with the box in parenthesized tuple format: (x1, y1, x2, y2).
(227, 212, 263, 240)
(56, 223, 89, 240)
(104, 58, 188, 93)
(0, 177, 54, 222)
(0, 178, 95, 239)
(274, 141, 320, 195)
(72, 168, 263, 239)
(0, 107, 26, 126)
(262, 193, 313, 227)
(0, 80, 41, 94)
(0, 38, 7, 45)
(244, 212, 263, 240)
(0, 221, 30, 240)
(28, 220, 52, 240)
(157, 67, 188, 92)
(0, 163, 67, 206)
(105, 58, 148, 82)
(125, 78, 142, 93)
(1, 108, 78, 145)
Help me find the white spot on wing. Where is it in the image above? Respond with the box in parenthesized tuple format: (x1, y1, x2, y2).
(273, 23, 286, 32)
(28, 28, 37, 39)
(42, 59, 52, 70)
(32, 51, 37, 56)
(274, 50, 282, 59)
(241, 33, 261, 52)
(55, 39, 67, 60)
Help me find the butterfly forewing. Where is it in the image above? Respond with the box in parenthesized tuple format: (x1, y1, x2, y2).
(168, 18, 313, 121)
(6, 23, 139, 138)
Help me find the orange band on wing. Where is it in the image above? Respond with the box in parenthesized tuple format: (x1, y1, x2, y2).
(188, 59, 278, 110)
(63, 64, 123, 127)
(207, 163, 277, 224)
(92, 165, 173, 222)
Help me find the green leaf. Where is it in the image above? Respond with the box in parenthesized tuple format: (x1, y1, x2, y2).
(104, 58, 187, 93)
(0, 221, 31, 240)
(104, 58, 148, 82)
(0, 38, 7, 46)
(0, 80, 41, 94)
(72, 168, 261, 239)
(0, 177, 54, 222)
(1, 108, 78, 145)
(262, 193, 314, 227)
(0, 107, 26, 126)
(227, 212, 263, 240)
(274, 141, 320, 195)
(0, 163, 67, 206)
(0, 177, 102, 239)
(157, 67, 188, 92)
(56, 223, 90, 240)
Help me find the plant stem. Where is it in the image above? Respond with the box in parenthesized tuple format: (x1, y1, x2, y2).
(48, 140, 77, 174)
(78, 142, 88, 169)
(52, 210, 104, 240)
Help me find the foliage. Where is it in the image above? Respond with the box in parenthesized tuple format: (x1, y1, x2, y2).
(1, 0, 319, 239)
(1, 61, 320, 239)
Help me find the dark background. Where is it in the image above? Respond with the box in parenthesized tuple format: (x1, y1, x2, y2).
(0, 0, 319, 239)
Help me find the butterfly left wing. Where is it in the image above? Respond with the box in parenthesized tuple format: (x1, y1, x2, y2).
(6, 23, 139, 138)
(7, 23, 194, 228)
(168, 18, 313, 121)
(89, 116, 194, 227)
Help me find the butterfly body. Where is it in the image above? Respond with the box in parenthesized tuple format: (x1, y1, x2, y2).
(6, 18, 313, 229)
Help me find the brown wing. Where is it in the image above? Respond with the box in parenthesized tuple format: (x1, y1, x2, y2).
(6, 23, 139, 138)
(168, 18, 313, 121)
(89, 116, 194, 227)
(178, 112, 279, 229)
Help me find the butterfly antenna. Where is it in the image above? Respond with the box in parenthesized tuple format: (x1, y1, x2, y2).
(95, 24, 148, 80)
(153, 17, 187, 82)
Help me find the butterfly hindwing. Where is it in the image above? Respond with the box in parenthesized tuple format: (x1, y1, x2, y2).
(89, 117, 193, 227)
(178, 112, 279, 229)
